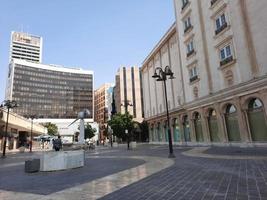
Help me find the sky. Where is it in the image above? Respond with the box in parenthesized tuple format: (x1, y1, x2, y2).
(0, 0, 175, 102)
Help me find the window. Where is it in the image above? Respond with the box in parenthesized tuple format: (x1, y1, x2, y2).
(211, 0, 219, 6)
(186, 40, 194, 57)
(220, 45, 231, 61)
(189, 67, 198, 82)
(215, 13, 227, 35)
(184, 17, 192, 33)
(182, 0, 189, 10)
(219, 44, 234, 66)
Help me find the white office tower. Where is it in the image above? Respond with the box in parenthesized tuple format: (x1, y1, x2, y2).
(9, 31, 43, 63)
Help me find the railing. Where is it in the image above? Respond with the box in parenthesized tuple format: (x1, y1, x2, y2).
(190, 75, 198, 83)
(220, 56, 233, 66)
(215, 23, 228, 35)
(187, 50, 195, 57)
(211, 0, 219, 7)
(181, 1, 189, 11)
(184, 25, 193, 34)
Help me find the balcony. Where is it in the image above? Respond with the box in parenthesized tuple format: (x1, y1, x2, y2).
(184, 25, 193, 34)
(215, 23, 228, 35)
(181, 1, 189, 11)
(211, 0, 219, 7)
(220, 56, 233, 66)
(190, 75, 198, 83)
(187, 50, 195, 58)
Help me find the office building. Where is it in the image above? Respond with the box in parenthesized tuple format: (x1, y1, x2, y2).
(94, 83, 115, 141)
(114, 66, 143, 123)
(10, 31, 43, 63)
(141, 0, 267, 146)
(5, 59, 95, 141)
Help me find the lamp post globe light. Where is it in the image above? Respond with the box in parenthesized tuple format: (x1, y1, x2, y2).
(29, 115, 37, 153)
(0, 100, 18, 158)
(152, 66, 175, 158)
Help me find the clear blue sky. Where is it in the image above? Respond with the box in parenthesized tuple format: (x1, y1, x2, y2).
(0, 0, 175, 102)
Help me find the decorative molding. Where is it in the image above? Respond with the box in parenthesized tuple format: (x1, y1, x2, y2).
(210, 3, 227, 19)
(186, 59, 198, 69)
(214, 35, 233, 48)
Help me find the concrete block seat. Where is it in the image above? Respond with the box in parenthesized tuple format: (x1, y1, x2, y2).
(40, 150, 85, 171)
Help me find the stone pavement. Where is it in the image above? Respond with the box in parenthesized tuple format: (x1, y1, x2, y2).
(0, 144, 267, 200)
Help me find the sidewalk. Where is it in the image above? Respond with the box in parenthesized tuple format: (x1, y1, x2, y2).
(1, 144, 267, 200)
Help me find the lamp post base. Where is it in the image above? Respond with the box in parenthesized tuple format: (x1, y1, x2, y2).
(168, 153, 176, 158)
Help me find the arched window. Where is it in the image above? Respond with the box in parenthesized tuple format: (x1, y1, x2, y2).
(194, 112, 204, 142)
(247, 98, 267, 141)
(248, 98, 263, 110)
(209, 109, 217, 117)
(226, 104, 237, 114)
(208, 109, 219, 142)
(225, 104, 240, 141)
(183, 115, 190, 142)
(172, 118, 179, 142)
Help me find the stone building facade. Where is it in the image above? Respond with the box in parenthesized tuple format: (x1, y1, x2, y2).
(141, 0, 267, 146)
(114, 67, 144, 123)
(94, 83, 115, 141)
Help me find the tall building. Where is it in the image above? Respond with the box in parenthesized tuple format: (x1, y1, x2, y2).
(141, 0, 267, 145)
(5, 59, 95, 141)
(94, 83, 115, 141)
(10, 32, 43, 63)
(94, 83, 115, 124)
(114, 66, 143, 123)
(6, 59, 93, 119)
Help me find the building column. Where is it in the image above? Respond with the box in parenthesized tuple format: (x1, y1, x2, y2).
(234, 98, 250, 142)
(215, 103, 227, 143)
(200, 108, 211, 143)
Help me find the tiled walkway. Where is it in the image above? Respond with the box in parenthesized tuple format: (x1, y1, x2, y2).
(1, 144, 267, 200)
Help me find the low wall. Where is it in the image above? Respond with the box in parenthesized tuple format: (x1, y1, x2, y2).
(40, 150, 84, 171)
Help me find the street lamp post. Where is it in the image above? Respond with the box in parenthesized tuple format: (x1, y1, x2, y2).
(152, 66, 175, 158)
(29, 115, 36, 153)
(121, 100, 133, 150)
(1, 100, 18, 158)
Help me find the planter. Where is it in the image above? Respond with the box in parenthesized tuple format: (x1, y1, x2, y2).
(130, 141, 137, 149)
(19, 146, 25, 153)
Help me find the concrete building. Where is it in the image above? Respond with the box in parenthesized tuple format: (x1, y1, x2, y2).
(5, 58, 95, 142)
(94, 83, 115, 141)
(114, 67, 144, 123)
(141, 0, 267, 146)
(10, 31, 43, 63)
(0, 108, 47, 151)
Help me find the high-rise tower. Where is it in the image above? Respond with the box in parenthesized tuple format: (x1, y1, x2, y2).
(9, 31, 43, 63)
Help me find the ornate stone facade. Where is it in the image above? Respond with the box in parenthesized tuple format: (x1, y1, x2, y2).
(141, 0, 267, 146)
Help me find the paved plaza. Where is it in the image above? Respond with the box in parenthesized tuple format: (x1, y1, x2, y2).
(0, 144, 267, 200)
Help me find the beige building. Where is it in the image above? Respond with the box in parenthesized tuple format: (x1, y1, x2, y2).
(94, 83, 115, 140)
(114, 67, 143, 123)
(141, 0, 267, 146)
(0, 108, 46, 151)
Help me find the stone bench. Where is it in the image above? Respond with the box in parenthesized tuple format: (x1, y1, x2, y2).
(40, 150, 85, 171)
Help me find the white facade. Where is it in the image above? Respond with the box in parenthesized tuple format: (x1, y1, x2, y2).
(141, 0, 267, 146)
(10, 31, 43, 63)
(36, 118, 99, 143)
(114, 66, 144, 123)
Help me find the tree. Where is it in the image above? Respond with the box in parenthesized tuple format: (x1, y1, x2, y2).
(139, 120, 149, 142)
(80, 123, 96, 139)
(42, 122, 58, 136)
(107, 112, 134, 141)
